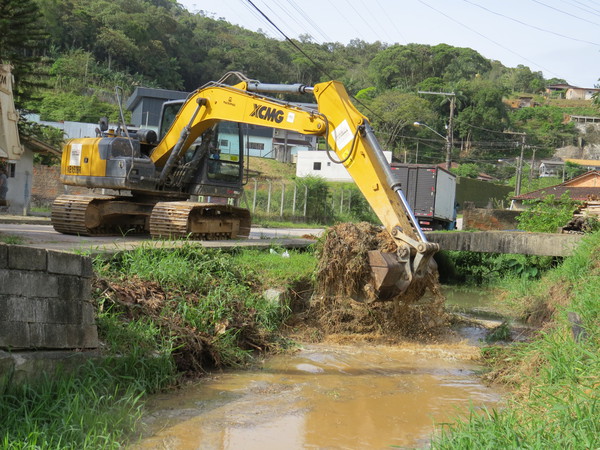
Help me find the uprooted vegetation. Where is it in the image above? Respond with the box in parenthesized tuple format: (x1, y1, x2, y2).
(309, 222, 447, 337)
(93, 244, 316, 372)
(93, 224, 447, 375)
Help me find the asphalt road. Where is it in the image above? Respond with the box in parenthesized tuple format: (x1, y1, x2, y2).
(0, 221, 322, 254)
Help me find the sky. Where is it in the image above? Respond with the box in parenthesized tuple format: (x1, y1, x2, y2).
(177, 0, 600, 87)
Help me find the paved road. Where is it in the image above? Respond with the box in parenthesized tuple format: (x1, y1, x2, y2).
(0, 221, 322, 254)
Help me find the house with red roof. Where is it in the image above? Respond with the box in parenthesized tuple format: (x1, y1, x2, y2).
(511, 170, 600, 210)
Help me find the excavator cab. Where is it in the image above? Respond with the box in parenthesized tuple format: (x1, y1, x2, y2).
(157, 99, 246, 201)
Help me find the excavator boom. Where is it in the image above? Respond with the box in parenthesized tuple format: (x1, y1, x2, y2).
(54, 72, 438, 296)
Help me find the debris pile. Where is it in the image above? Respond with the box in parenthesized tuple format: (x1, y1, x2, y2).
(310, 222, 447, 338)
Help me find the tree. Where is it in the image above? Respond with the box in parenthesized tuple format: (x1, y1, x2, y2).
(0, 0, 47, 105)
(365, 90, 434, 152)
(451, 163, 480, 178)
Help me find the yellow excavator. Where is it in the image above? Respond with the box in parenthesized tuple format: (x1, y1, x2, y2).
(52, 72, 438, 297)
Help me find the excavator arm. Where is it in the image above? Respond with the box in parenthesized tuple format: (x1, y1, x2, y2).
(150, 73, 439, 295)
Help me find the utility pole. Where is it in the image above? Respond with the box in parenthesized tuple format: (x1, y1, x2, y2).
(418, 91, 455, 170)
(503, 131, 526, 196)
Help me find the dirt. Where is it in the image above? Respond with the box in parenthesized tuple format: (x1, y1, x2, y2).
(307, 222, 447, 339)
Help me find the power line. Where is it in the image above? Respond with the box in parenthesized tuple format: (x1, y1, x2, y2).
(342, 0, 387, 42)
(243, 0, 335, 79)
(415, 0, 562, 78)
(284, 0, 332, 42)
(463, 0, 600, 47)
(563, 0, 600, 16)
(530, 0, 600, 27)
(374, 0, 407, 43)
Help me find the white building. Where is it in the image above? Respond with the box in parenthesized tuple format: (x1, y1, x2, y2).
(296, 150, 393, 182)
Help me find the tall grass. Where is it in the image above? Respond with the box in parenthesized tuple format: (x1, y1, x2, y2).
(432, 231, 600, 448)
(0, 341, 175, 449)
(1, 244, 312, 448)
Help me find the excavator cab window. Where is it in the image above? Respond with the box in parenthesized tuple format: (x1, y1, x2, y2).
(158, 101, 182, 140)
(206, 122, 242, 183)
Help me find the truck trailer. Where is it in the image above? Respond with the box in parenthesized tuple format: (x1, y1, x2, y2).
(391, 164, 457, 231)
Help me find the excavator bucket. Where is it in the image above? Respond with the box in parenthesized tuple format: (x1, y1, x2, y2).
(368, 250, 406, 300)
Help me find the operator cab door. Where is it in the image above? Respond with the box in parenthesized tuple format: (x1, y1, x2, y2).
(158, 100, 245, 197)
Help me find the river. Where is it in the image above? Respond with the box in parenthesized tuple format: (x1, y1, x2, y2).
(130, 288, 504, 449)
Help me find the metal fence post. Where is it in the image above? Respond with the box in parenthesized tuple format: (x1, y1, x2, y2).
(266, 180, 272, 214)
(280, 182, 285, 217)
(252, 178, 258, 213)
(303, 185, 308, 218)
(292, 183, 297, 216)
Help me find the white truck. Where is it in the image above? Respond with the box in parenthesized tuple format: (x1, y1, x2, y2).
(391, 164, 457, 231)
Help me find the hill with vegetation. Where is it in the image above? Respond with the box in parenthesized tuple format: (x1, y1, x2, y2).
(1, 0, 598, 180)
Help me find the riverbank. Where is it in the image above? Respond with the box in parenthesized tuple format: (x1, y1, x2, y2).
(433, 231, 600, 448)
(2, 231, 598, 448)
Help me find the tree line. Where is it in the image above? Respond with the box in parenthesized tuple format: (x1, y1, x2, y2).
(1, 0, 598, 178)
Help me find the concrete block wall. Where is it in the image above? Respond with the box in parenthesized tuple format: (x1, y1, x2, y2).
(0, 244, 98, 349)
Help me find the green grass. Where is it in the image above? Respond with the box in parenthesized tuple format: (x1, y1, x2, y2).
(432, 231, 600, 448)
(0, 234, 25, 245)
(231, 247, 317, 287)
(94, 243, 316, 366)
(0, 319, 175, 449)
(1, 244, 314, 448)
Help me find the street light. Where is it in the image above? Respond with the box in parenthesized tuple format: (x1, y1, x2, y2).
(413, 121, 451, 169)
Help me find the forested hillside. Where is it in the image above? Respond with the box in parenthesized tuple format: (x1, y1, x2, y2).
(1, 0, 598, 177)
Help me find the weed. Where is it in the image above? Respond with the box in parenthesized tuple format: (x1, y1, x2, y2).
(0, 234, 24, 245)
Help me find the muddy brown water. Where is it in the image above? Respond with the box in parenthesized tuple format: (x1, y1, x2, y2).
(130, 289, 504, 449)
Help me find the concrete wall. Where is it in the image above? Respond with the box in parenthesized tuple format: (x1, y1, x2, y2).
(4, 148, 33, 215)
(0, 244, 98, 350)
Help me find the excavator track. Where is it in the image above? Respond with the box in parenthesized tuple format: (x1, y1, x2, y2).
(149, 202, 251, 240)
(51, 194, 151, 236)
(52, 194, 114, 235)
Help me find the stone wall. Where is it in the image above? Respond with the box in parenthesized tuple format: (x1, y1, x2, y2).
(463, 206, 520, 231)
(0, 244, 98, 350)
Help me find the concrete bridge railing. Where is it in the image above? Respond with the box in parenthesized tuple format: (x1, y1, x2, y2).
(426, 231, 584, 257)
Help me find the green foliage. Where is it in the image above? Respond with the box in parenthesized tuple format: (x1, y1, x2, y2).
(0, 0, 48, 106)
(451, 163, 479, 178)
(37, 91, 123, 122)
(509, 106, 579, 149)
(94, 244, 309, 366)
(295, 176, 335, 224)
(0, 329, 175, 448)
(444, 251, 552, 286)
(433, 232, 600, 448)
(517, 193, 580, 233)
(485, 321, 511, 343)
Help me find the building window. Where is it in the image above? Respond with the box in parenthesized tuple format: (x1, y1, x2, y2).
(219, 139, 229, 148)
(248, 142, 264, 150)
(313, 162, 321, 170)
(7, 163, 16, 178)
